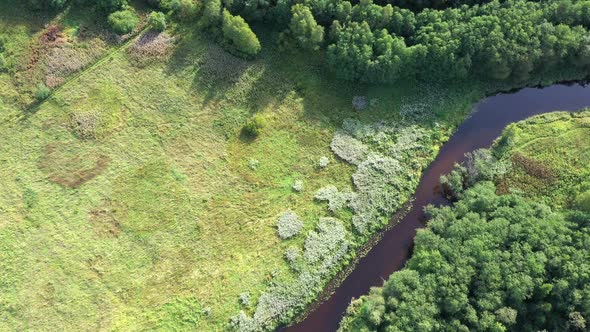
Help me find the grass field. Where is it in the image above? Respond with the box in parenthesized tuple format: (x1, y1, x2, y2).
(0, 3, 537, 331)
(495, 110, 590, 210)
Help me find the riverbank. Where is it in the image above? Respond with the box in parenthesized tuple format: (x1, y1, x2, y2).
(338, 108, 590, 331)
(286, 82, 590, 331)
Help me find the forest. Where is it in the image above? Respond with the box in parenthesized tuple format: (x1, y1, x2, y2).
(22, 0, 590, 83)
(339, 111, 590, 332)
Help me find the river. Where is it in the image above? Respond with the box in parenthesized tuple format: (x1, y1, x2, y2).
(283, 82, 590, 332)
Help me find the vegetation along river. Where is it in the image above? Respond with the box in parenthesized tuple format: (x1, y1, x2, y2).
(283, 82, 590, 332)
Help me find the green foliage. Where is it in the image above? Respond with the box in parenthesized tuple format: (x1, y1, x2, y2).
(26, 0, 68, 10)
(163, 0, 199, 20)
(196, 0, 590, 83)
(441, 148, 511, 199)
(0, 53, 6, 72)
(148, 11, 167, 32)
(341, 110, 590, 332)
(202, 0, 222, 28)
(221, 9, 261, 57)
(340, 182, 590, 332)
(97, 0, 127, 12)
(288, 4, 324, 51)
(574, 191, 590, 212)
(241, 114, 265, 138)
(34, 83, 50, 101)
(108, 9, 139, 35)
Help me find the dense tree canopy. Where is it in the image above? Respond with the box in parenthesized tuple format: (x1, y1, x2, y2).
(340, 182, 590, 332)
(288, 4, 325, 51)
(26, 0, 590, 84)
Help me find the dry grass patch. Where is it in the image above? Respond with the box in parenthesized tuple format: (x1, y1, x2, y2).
(39, 142, 110, 188)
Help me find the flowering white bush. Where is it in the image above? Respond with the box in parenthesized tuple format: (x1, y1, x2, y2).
(318, 156, 329, 168)
(276, 210, 303, 239)
(292, 180, 304, 192)
(232, 217, 350, 332)
(248, 159, 259, 170)
(330, 118, 436, 233)
(330, 131, 369, 165)
(304, 217, 348, 264)
(284, 246, 300, 265)
(239, 292, 250, 306)
(314, 185, 355, 212)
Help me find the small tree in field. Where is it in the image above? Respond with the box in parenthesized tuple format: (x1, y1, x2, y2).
(108, 9, 139, 35)
(148, 11, 167, 32)
(222, 9, 261, 57)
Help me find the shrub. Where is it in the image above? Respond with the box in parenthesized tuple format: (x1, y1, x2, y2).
(108, 9, 139, 35)
(248, 159, 259, 170)
(292, 180, 304, 192)
(35, 83, 51, 101)
(222, 9, 261, 57)
(148, 11, 167, 32)
(276, 210, 303, 239)
(330, 131, 368, 165)
(27, 0, 67, 10)
(239, 292, 250, 306)
(318, 156, 329, 168)
(304, 217, 348, 264)
(284, 246, 300, 265)
(315, 185, 354, 212)
(241, 114, 265, 138)
(201, 0, 222, 28)
(97, 0, 127, 12)
(574, 190, 590, 212)
(164, 0, 198, 20)
(441, 148, 511, 199)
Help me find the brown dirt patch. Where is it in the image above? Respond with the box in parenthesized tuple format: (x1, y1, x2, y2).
(89, 206, 122, 238)
(40, 143, 110, 188)
(128, 31, 175, 66)
(511, 153, 555, 180)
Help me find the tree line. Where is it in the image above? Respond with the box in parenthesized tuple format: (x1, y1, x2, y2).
(26, 0, 590, 84)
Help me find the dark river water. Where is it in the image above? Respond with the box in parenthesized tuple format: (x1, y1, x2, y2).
(283, 83, 590, 332)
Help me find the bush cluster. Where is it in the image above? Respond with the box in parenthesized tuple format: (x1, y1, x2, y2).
(329, 131, 368, 165)
(441, 148, 511, 199)
(108, 9, 139, 35)
(241, 114, 265, 138)
(314, 185, 354, 212)
(231, 218, 349, 331)
(330, 118, 437, 233)
(276, 210, 303, 239)
(148, 11, 167, 32)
